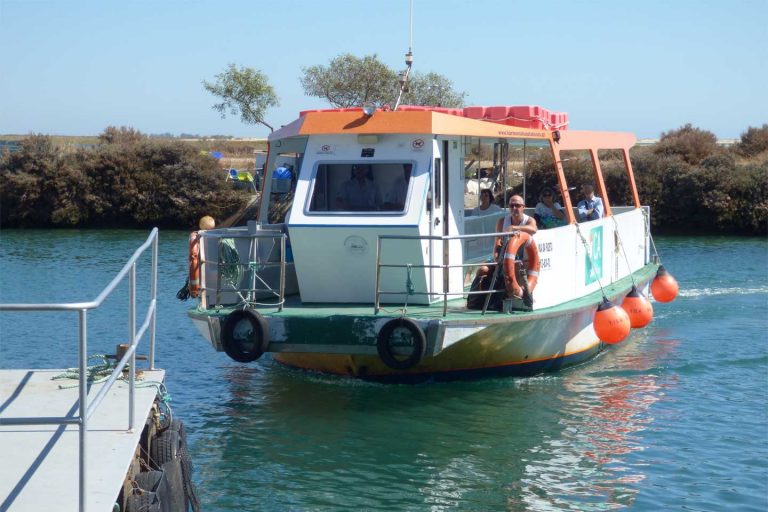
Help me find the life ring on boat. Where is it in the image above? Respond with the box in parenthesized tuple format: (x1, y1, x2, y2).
(188, 231, 201, 299)
(502, 232, 540, 298)
(221, 309, 270, 363)
(376, 318, 427, 371)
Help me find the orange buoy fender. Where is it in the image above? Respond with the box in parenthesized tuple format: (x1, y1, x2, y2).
(621, 286, 654, 328)
(502, 232, 540, 297)
(650, 265, 679, 303)
(594, 298, 631, 344)
(188, 231, 201, 299)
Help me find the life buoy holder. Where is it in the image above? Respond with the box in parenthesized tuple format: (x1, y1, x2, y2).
(376, 318, 427, 370)
(221, 309, 270, 363)
(502, 232, 540, 298)
(188, 231, 201, 299)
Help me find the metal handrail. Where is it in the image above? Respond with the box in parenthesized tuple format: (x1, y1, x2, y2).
(0, 228, 160, 512)
(375, 229, 524, 315)
(198, 230, 287, 312)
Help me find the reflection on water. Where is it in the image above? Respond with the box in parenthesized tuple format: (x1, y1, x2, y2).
(507, 336, 679, 511)
(191, 332, 679, 511)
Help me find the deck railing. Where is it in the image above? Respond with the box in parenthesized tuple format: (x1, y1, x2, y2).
(375, 230, 513, 316)
(198, 229, 287, 311)
(0, 228, 159, 512)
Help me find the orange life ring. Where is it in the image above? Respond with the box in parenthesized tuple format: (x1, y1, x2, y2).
(188, 231, 201, 298)
(502, 232, 540, 298)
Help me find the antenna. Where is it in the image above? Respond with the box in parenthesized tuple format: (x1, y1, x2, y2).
(394, 0, 414, 111)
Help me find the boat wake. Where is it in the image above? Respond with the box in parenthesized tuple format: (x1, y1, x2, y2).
(677, 285, 768, 298)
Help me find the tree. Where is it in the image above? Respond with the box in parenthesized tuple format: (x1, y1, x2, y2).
(203, 64, 279, 132)
(402, 72, 466, 108)
(300, 53, 466, 109)
(300, 54, 396, 108)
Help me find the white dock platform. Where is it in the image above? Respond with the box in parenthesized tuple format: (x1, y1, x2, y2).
(0, 368, 165, 512)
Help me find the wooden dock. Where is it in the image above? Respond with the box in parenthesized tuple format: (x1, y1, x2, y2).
(0, 368, 165, 512)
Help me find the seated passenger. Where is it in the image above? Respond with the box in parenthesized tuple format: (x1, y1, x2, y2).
(534, 187, 567, 228)
(471, 189, 502, 216)
(577, 183, 604, 221)
(496, 195, 537, 236)
(468, 196, 538, 311)
(336, 164, 382, 210)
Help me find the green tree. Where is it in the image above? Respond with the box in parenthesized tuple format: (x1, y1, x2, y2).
(300, 54, 396, 108)
(402, 71, 466, 108)
(300, 53, 466, 109)
(203, 64, 279, 132)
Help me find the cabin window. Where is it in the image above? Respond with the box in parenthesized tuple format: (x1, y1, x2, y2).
(462, 137, 549, 213)
(308, 162, 414, 213)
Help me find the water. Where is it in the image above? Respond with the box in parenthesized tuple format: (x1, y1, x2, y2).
(1, 231, 766, 511)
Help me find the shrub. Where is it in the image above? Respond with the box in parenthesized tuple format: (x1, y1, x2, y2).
(0, 130, 250, 229)
(653, 124, 719, 164)
(734, 124, 768, 158)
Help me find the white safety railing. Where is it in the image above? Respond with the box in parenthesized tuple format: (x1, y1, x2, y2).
(0, 228, 159, 512)
(198, 230, 287, 311)
(376, 230, 512, 316)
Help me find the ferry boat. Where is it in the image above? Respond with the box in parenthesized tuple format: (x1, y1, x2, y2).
(184, 103, 676, 383)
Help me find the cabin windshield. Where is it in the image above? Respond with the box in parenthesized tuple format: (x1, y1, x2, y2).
(308, 162, 414, 213)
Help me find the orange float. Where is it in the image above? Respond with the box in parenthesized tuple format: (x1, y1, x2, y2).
(594, 298, 631, 344)
(650, 266, 679, 303)
(621, 286, 654, 328)
(502, 232, 540, 298)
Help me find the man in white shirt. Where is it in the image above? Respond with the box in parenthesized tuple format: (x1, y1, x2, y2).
(577, 183, 604, 221)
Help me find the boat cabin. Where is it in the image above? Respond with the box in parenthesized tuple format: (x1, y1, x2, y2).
(198, 106, 648, 312)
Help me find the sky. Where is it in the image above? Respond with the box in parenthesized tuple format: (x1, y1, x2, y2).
(0, 0, 766, 140)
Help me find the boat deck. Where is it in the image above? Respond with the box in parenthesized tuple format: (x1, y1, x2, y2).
(0, 368, 165, 512)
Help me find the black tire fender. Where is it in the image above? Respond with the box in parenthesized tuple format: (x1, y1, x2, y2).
(149, 428, 180, 470)
(221, 309, 270, 363)
(133, 470, 164, 493)
(376, 318, 426, 370)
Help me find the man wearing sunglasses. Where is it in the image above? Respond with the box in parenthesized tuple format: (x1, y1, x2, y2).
(495, 195, 538, 236)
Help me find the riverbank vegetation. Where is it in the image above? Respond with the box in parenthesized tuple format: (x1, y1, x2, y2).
(1, 124, 766, 235)
(0, 127, 250, 229)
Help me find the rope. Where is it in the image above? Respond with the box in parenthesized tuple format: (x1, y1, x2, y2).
(52, 355, 116, 389)
(642, 209, 663, 264)
(575, 224, 608, 301)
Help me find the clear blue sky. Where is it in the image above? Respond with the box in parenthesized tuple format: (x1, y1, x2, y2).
(1, 0, 765, 139)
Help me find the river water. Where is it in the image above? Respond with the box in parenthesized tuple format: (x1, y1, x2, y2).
(1, 230, 766, 511)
